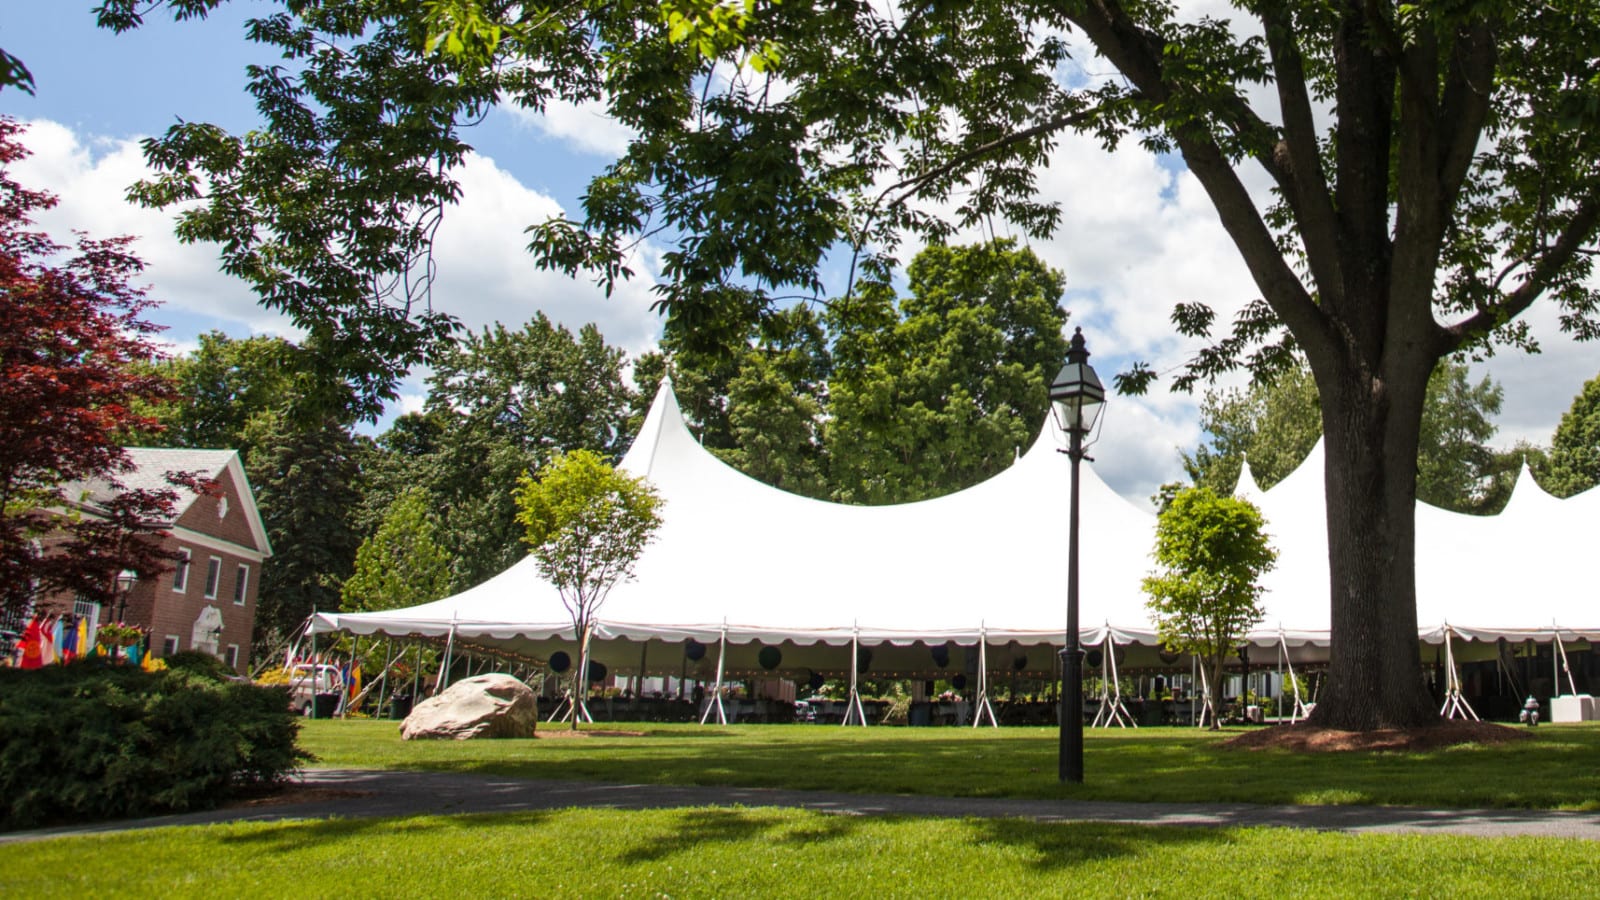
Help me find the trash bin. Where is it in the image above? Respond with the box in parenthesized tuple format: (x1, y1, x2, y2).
(389, 694, 414, 719)
(312, 692, 341, 719)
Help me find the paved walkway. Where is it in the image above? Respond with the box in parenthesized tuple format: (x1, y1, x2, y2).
(7, 768, 1600, 843)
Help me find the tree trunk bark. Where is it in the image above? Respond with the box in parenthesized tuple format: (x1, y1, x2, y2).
(1307, 360, 1441, 730)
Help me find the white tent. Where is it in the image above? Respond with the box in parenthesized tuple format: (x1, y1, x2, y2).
(311, 381, 1600, 680)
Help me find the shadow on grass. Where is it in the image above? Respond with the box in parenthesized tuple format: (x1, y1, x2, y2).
(214, 810, 558, 851)
(607, 808, 1237, 872)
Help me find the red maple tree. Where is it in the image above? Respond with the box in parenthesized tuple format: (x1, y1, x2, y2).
(0, 116, 195, 621)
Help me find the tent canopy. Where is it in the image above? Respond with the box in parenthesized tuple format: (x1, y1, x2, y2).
(312, 382, 1600, 675)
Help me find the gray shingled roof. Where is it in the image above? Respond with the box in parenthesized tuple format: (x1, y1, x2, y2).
(58, 448, 239, 523)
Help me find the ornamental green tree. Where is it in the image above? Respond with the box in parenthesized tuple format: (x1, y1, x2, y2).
(1542, 374, 1600, 498)
(513, 449, 662, 729)
(103, 3, 1600, 730)
(1143, 487, 1277, 730)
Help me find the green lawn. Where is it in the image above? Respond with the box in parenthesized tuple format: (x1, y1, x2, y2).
(301, 719, 1600, 810)
(4, 807, 1598, 898)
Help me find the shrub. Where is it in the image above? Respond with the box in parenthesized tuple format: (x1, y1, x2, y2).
(0, 661, 311, 830)
(162, 650, 237, 681)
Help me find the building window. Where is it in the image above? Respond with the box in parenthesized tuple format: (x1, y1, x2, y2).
(225, 644, 239, 670)
(162, 635, 180, 656)
(173, 549, 191, 592)
(72, 598, 102, 625)
(204, 557, 222, 599)
(233, 564, 250, 605)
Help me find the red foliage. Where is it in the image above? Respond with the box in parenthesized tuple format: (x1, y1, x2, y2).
(0, 116, 189, 617)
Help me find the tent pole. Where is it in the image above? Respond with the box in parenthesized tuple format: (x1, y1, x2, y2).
(1276, 632, 1284, 722)
(1439, 624, 1479, 721)
(973, 623, 998, 728)
(844, 623, 867, 727)
(1091, 629, 1134, 728)
(436, 620, 457, 696)
(375, 639, 395, 719)
(574, 625, 596, 724)
(637, 642, 648, 700)
(1279, 629, 1307, 722)
(409, 644, 422, 708)
(699, 624, 728, 725)
(1554, 625, 1578, 696)
(1194, 660, 1214, 728)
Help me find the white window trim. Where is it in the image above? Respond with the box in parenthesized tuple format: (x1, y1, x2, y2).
(233, 564, 250, 606)
(225, 644, 240, 669)
(162, 634, 180, 656)
(204, 556, 222, 600)
(173, 548, 191, 593)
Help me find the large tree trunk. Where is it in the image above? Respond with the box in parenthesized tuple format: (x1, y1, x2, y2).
(1307, 358, 1441, 730)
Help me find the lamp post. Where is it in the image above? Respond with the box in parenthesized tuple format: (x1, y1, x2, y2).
(1049, 327, 1105, 784)
(114, 569, 138, 622)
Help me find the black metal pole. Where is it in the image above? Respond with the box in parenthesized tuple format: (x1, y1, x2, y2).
(1059, 423, 1084, 783)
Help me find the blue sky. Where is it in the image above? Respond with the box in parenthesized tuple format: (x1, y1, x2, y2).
(3, 4, 1594, 505)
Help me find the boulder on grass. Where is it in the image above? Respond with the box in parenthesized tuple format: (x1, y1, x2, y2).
(400, 674, 538, 740)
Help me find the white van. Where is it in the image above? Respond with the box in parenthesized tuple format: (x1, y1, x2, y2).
(287, 664, 346, 716)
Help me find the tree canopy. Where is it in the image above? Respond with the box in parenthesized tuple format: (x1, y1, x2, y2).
(1143, 486, 1277, 729)
(362, 314, 635, 590)
(1542, 374, 1600, 498)
(1183, 359, 1513, 514)
(341, 487, 453, 614)
(94, 2, 1600, 729)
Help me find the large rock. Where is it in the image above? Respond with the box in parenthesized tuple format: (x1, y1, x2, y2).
(400, 674, 538, 740)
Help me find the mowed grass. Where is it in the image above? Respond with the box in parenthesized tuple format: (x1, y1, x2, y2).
(301, 720, 1600, 810)
(5, 807, 1600, 898)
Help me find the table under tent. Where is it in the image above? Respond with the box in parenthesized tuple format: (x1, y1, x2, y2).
(310, 381, 1600, 726)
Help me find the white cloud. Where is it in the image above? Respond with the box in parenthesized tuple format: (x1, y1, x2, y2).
(506, 99, 636, 158)
(13, 119, 285, 335)
(12, 118, 667, 367)
(429, 151, 665, 356)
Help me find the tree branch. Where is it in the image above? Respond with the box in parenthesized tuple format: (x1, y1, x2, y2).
(1443, 194, 1600, 349)
(1067, 1, 1333, 358)
(1257, 5, 1343, 307)
(876, 107, 1097, 211)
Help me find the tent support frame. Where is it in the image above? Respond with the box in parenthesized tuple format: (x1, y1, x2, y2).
(1439, 624, 1478, 721)
(1091, 631, 1136, 728)
(1278, 629, 1309, 723)
(842, 625, 869, 726)
(699, 625, 729, 725)
(971, 624, 999, 728)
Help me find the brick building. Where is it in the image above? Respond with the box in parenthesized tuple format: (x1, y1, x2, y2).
(53, 448, 273, 674)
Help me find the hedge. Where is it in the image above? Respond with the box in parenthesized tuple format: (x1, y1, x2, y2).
(0, 660, 310, 830)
